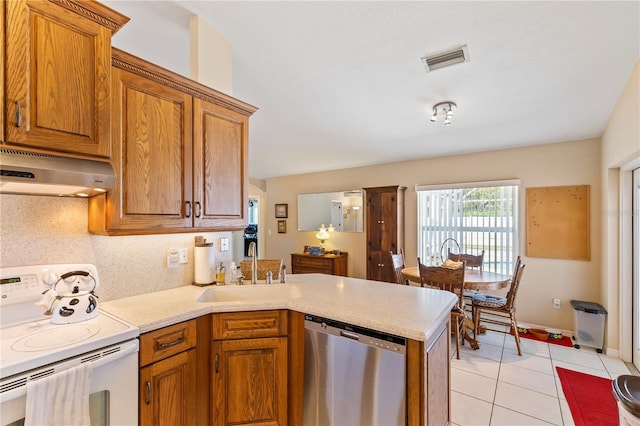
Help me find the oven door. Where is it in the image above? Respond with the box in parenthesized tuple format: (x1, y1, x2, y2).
(1, 339, 139, 426)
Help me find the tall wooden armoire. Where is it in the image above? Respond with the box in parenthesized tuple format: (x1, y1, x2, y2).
(364, 186, 406, 282)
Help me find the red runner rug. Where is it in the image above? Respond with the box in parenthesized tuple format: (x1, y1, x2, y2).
(509, 328, 574, 347)
(556, 367, 618, 426)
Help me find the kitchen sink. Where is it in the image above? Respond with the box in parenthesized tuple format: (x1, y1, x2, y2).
(196, 284, 302, 303)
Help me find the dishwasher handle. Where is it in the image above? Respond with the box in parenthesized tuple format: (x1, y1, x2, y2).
(339, 330, 360, 341)
(305, 315, 406, 354)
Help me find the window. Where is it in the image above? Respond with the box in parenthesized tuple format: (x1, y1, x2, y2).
(416, 180, 519, 275)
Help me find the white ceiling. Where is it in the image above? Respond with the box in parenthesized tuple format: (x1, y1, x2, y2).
(160, 2, 639, 179)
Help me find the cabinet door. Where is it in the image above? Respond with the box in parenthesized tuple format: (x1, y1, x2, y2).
(193, 98, 247, 229)
(4, 0, 112, 158)
(379, 191, 399, 252)
(104, 67, 193, 231)
(140, 349, 196, 426)
(213, 337, 288, 425)
(367, 250, 384, 281)
(367, 192, 383, 252)
(366, 187, 402, 281)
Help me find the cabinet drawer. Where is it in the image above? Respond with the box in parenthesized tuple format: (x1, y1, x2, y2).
(293, 256, 332, 269)
(294, 266, 331, 274)
(140, 320, 197, 367)
(212, 310, 288, 340)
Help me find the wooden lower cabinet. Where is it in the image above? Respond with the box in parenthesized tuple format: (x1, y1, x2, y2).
(139, 318, 209, 426)
(290, 253, 348, 276)
(212, 337, 288, 425)
(139, 349, 196, 426)
(135, 310, 448, 426)
(212, 310, 289, 425)
(406, 319, 451, 425)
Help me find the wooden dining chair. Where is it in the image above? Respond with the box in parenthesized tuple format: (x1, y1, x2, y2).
(449, 249, 485, 317)
(448, 249, 485, 269)
(418, 259, 466, 359)
(386, 249, 407, 284)
(472, 256, 526, 355)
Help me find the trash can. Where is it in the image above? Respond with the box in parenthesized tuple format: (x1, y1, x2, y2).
(570, 300, 607, 353)
(613, 375, 640, 426)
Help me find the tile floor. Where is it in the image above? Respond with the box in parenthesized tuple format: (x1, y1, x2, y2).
(449, 327, 636, 425)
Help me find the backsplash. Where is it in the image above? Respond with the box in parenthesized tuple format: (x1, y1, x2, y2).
(0, 194, 233, 301)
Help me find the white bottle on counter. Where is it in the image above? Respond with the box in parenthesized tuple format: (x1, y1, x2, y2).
(229, 262, 237, 284)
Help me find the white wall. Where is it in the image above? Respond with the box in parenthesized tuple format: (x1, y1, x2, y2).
(0, 194, 233, 301)
(600, 59, 640, 355)
(104, 0, 191, 78)
(266, 138, 602, 335)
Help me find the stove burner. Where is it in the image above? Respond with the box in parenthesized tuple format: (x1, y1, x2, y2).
(11, 324, 101, 352)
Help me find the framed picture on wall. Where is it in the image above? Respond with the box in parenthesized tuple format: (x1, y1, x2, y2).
(277, 220, 287, 233)
(275, 203, 288, 218)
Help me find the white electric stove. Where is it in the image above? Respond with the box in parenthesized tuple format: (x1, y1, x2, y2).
(0, 264, 139, 425)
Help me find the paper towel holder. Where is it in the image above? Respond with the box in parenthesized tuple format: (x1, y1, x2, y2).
(192, 236, 216, 287)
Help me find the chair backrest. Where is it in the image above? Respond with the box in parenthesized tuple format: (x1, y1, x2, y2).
(418, 258, 466, 308)
(240, 259, 283, 281)
(448, 249, 485, 269)
(504, 256, 525, 309)
(386, 249, 406, 284)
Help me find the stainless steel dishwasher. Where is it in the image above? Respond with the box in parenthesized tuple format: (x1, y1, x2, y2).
(303, 314, 406, 425)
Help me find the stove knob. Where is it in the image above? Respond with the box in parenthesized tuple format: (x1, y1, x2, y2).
(42, 271, 58, 286)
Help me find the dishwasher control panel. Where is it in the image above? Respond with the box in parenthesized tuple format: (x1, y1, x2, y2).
(304, 314, 406, 354)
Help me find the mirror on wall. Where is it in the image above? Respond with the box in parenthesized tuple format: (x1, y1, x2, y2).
(297, 190, 364, 232)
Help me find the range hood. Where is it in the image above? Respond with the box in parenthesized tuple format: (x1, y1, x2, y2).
(0, 149, 116, 197)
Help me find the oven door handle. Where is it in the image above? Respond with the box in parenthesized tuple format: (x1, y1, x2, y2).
(0, 339, 139, 403)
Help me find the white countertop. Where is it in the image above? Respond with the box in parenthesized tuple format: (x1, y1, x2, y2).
(101, 274, 457, 342)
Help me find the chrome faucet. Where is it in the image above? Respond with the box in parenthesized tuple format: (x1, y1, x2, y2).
(248, 241, 258, 284)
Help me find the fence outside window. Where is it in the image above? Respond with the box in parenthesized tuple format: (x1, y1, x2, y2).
(416, 180, 519, 275)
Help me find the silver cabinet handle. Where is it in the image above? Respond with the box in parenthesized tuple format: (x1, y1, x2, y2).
(145, 381, 152, 405)
(185, 201, 192, 218)
(195, 201, 202, 218)
(15, 101, 22, 127)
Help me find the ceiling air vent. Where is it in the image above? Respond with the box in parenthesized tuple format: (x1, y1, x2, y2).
(421, 45, 469, 73)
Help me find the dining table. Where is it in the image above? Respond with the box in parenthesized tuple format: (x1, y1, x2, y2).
(400, 267, 510, 290)
(401, 266, 511, 350)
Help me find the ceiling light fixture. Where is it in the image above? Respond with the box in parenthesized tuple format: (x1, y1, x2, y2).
(429, 101, 457, 126)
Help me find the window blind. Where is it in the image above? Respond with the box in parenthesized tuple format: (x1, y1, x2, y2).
(417, 182, 519, 274)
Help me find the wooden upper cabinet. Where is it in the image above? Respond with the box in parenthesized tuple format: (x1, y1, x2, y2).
(89, 49, 257, 235)
(193, 99, 247, 229)
(3, 0, 128, 158)
(95, 66, 193, 232)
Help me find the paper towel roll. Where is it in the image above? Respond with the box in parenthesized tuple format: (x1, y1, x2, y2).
(194, 243, 214, 285)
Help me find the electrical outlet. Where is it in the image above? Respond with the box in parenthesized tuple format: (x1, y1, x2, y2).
(177, 248, 188, 264)
(552, 298, 561, 309)
(168, 248, 188, 267)
(219, 237, 229, 252)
